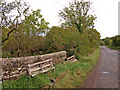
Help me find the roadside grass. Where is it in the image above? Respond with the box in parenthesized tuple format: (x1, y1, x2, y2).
(2, 48, 100, 88)
(103, 45, 120, 50)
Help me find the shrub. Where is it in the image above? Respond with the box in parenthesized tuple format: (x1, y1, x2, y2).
(45, 26, 100, 58)
(2, 31, 46, 57)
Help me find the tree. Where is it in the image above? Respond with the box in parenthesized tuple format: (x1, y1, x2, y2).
(2, 9, 49, 57)
(104, 37, 110, 45)
(46, 26, 100, 58)
(1, 0, 49, 57)
(111, 35, 120, 49)
(0, 0, 29, 45)
(46, 26, 82, 56)
(21, 9, 49, 36)
(59, 0, 96, 33)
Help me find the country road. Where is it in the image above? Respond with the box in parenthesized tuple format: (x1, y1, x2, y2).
(0, 61, 2, 89)
(82, 46, 119, 88)
(0, 62, 2, 84)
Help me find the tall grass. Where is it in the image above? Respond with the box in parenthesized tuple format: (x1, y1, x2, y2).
(2, 48, 100, 88)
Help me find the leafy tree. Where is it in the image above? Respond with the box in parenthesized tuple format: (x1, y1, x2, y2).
(104, 37, 110, 45)
(1, 0, 29, 45)
(46, 26, 100, 58)
(46, 26, 81, 56)
(101, 35, 120, 49)
(22, 9, 49, 36)
(100, 40, 105, 46)
(111, 35, 120, 49)
(2, 1, 49, 57)
(84, 29, 100, 48)
(59, 0, 96, 33)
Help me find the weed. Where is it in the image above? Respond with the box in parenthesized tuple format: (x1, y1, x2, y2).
(2, 48, 100, 88)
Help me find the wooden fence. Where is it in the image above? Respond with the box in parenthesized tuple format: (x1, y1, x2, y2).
(28, 59, 55, 77)
(1, 51, 66, 81)
(67, 55, 77, 62)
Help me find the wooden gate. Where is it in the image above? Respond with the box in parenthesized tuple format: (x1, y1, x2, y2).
(28, 59, 55, 77)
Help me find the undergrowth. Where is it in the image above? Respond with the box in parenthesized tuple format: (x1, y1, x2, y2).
(2, 48, 100, 88)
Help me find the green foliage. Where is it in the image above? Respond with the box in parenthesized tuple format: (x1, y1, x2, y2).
(100, 40, 105, 46)
(59, 0, 96, 33)
(1, 0, 102, 89)
(45, 26, 100, 58)
(2, 48, 100, 88)
(1, 0, 30, 45)
(2, 0, 101, 88)
(111, 35, 120, 49)
(2, 9, 49, 57)
(104, 37, 110, 45)
(101, 35, 120, 50)
(2, 0, 100, 58)
(22, 9, 49, 36)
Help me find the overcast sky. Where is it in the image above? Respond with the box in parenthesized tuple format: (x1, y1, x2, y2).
(7, 0, 119, 39)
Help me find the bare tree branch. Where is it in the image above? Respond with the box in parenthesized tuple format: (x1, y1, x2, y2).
(0, 0, 29, 46)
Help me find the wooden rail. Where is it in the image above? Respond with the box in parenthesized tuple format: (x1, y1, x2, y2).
(67, 55, 77, 62)
(28, 59, 55, 77)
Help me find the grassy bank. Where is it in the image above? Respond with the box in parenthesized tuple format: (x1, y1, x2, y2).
(108, 46, 120, 50)
(2, 48, 100, 88)
(103, 45, 119, 50)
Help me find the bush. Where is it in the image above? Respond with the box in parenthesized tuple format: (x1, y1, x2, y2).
(45, 26, 100, 57)
(2, 31, 46, 57)
(101, 35, 120, 50)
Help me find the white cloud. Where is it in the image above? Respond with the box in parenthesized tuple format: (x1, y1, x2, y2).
(27, 0, 73, 27)
(92, 0, 119, 38)
(6, 0, 120, 38)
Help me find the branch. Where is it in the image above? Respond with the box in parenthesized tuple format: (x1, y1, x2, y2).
(0, 28, 16, 46)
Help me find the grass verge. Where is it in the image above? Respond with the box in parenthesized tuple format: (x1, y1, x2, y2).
(103, 45, 120, 50)
(2, 48, 100, 88)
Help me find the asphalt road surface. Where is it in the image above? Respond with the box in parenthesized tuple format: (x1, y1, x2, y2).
(0, 62, 2, 89)
(82, 46, 118, 88)
(0, 68, 1, 84)
(0, 61, 2, 84)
